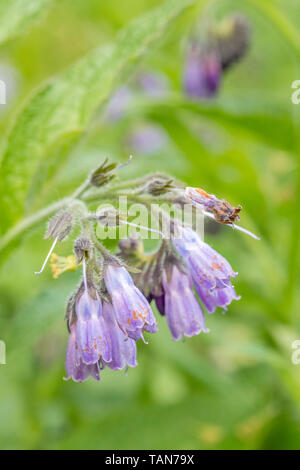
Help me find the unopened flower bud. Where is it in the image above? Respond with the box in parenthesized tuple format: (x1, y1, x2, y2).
(45, 210, 74, 241)
(96, 208, 126, 227)
(90, 158, 117, 187)
(214, 14, 250, 71)
(118, 233, 143, 257)
(184, 40, 221, 99)
(142, 176, 174, 196)
(74, 237, 93, 264)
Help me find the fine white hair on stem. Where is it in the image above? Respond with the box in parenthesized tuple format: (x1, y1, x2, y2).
(140, 332, 148, 345)
(230, 223, 260, 240)
(203, 211, 260, 241)
(119, 219, 165, 238)
(82, 256, 88, 292)
(116, 154, 133, 171)
(34, 237, 58, 274)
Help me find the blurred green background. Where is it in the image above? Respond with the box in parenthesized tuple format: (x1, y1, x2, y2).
(0, 0, 300, 450)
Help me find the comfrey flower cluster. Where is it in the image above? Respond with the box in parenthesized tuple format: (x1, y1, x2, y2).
(35, 159, 258, 382)
(65, 257, 144, 382)
(119, 223, 240, 342)
(184, 14, 250, 99)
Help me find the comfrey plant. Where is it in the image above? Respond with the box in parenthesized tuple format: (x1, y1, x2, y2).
(35, 158, 259, 382)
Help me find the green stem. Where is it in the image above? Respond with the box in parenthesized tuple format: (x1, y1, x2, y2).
(0, 196, 71, 252)
(71, 178, 91, 199)
(89, 228, 121, 266)
(0, 179, 152, 255)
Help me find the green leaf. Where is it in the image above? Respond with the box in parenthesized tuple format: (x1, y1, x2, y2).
(0, 0, 54, 46)
(5, 279, 74, 358)
(0, 0, 199, 232)
(136, 97, 295, 153)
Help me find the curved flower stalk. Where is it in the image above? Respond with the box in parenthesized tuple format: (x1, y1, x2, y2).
(33, 157, 258, 382)
(64, 257, 111, 382)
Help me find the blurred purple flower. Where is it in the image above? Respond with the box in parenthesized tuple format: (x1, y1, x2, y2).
(126, 124, 167, 155)
(105, 86, 133, 122)
(137, 71, 169, 98)
(184, 43, 221, 99)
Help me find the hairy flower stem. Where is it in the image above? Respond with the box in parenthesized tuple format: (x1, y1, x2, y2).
(89, 228, 119, 265)
(0, 179, 157, 257)
(71, 179, 92, 200)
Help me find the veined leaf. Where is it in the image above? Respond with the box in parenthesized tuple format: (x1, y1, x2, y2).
(0, 0, 54, 46)
(0, 0, 199, 232)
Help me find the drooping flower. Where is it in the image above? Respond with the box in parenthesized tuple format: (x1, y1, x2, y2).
(119, 235, 211, 340)
(64, 256, 112, 382)
(104, 264, 158, 341)
(172, 227, 239, 312)
(102, 302, 137, 370)
(65, 325, 101, 383)
(74, 290, 112, 365)
(172, 227, 237, 289)
(162, 266, 208, 341)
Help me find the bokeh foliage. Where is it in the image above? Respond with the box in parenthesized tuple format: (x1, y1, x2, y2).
(0, 0, 300, 450)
